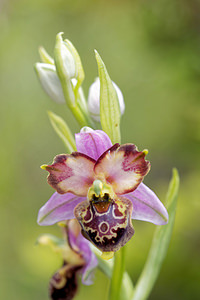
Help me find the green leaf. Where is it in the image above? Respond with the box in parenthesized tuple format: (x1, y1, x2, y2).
(95, 51, 121, 144)
(132, 168, 180, 300)
(48, 111, 76, 153)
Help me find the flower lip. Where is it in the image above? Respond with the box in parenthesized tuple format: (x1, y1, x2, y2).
(74, 196, 134, 253)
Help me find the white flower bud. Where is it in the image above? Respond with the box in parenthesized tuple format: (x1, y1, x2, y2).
(54, 33, 84, 85)
(35, 63, 65, 104)
(88, 77, 125, 121)
(54, 33, 77, 81)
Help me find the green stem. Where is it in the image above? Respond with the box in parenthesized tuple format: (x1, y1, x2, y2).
(62, 81, 95, 128)
(109, 247, 126, 300)
(95, 250, 134, 300)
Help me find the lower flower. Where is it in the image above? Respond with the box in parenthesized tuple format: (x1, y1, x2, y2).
(49, 263, 81, 300)
(38, 219, 98, 300)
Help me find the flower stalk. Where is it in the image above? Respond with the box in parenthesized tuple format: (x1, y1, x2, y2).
(92, 246, 134, 300)
(109, 247, 126, 300)
(35, 33, 178, 300)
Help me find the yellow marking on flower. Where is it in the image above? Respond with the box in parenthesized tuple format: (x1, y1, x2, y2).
(143, 149, 148, 156)
(101, 251, 114, 260)
(40, 164, 48, 170)
(57, 221, 67, 227)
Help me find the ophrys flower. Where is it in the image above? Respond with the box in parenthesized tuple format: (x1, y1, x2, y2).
(38, 219, 97, 300)
(38, 127, 168, 258)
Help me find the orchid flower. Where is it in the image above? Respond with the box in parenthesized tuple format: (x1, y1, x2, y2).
(38, 127, 168, 258)
(38, 219, 98, 300)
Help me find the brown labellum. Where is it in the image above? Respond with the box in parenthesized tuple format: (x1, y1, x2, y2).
(49, 263, 81, 300)
(74, 195, 134, 252)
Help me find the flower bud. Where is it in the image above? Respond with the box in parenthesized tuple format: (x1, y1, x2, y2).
(35, 63, 65, 104)
(54, 33, 84, 88)
(87, 77, 125, 122)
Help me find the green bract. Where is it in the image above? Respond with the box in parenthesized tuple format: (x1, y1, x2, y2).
(38, 46, 54, 65)
(48, 111, 76, 153)
(95, 50, 121, 144)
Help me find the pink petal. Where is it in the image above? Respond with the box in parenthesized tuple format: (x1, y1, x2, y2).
(67, 219, 98, 285)
(124, 183, 169, 225)
(37, 192, 86, 226)
(75, 127, 112, 160)
(43, 152, 96, 196)
(81, 248, 98, 285)
(94, 144, 150, 195)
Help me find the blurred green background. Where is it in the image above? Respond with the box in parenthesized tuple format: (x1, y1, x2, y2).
(1, 0, 200, 299)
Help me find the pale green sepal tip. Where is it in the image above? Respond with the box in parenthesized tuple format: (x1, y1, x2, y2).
(38, 46, 54, 65)
(36, 234, 65, 248)
(36, 234, 67, 259)
(94, 50, 121, 144)
(48, 111, 76, 153)
(132, 169, 179, 300)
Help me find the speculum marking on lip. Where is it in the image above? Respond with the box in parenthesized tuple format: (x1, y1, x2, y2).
(74, 196, 135, 252)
